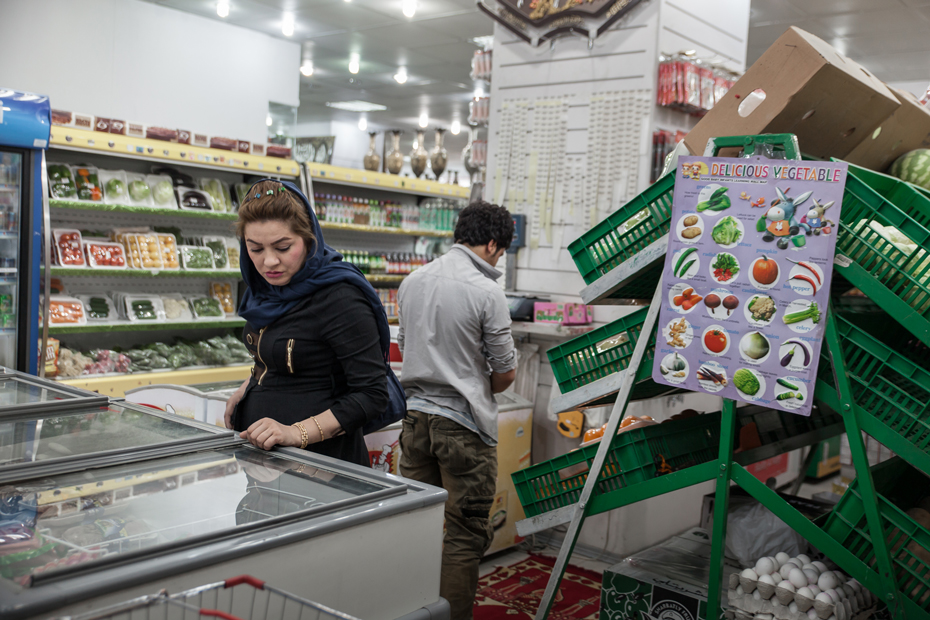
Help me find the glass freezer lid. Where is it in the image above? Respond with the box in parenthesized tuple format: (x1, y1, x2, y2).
(0, 370, 106, 413)
(0, 447, 403, 585)
(0, 403, 225, 470)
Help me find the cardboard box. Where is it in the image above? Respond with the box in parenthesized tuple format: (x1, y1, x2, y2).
(684, 27, 900, 160)
(845, 88, 930, 172)
(600, 528, 736, 620)
(193, 133, 209, 148)
(126, 122, 145, 138)
(73, 113, 94, 130)
(533, 302, 593, 324)
(177, 130, 192, 145)
(108, 119, 126, 135)
(93, 117, 111, 133)
(250, 144, 265, 156)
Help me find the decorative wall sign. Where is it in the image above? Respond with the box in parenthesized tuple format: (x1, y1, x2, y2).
(477, 0, 644, 46)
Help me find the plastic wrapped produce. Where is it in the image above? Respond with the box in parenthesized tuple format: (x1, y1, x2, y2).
(179, 245, 214, 270)
(161, 294, 193, 321)
(203, 237, 228, 269)
(210, 282, 236, 314)
(47, 164, 76, 199)
(85, 241, 126, 268)
(156, 234, 180, 269)
(189, 296, 224, 319)
(125, 173, 154, 207)
(199, 178, 231, 213)
(99, 170, 129, 205)
(147, 175, 178, 208)
(53, 229, 86, 266)
(73, 166, 103, 202)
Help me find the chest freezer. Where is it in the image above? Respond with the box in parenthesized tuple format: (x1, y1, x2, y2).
(0, 374, 448, 620)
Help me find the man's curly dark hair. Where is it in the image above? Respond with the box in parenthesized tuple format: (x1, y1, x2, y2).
(454, 200, 514, 251)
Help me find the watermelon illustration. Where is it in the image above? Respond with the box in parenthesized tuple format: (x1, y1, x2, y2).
(890, 149, 930, 190)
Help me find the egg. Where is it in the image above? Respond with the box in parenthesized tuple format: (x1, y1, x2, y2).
(796, 554, 812, 565)
(755, 557, 775, 576)
(819, 572, 838, 591)
(788, 602, 798, 613)
(816, 593, 834, 605)
(803, 568, 820, 585)
(737, 585, 745, 595)
(832, 587, 845, 600)
(775, 551, 791, 566)
(778, 565, 794, 581)
(787, 558, 803, 569)
(802, 563, 820, 574)
(808, 585, 821, 596)
(812, 561, 828, 573)
(847, 580, 861, 592)
(797, 586, 814, 600)
(758, 574, 776, 586)
(807, 608, 818, 619)
(841, 584, 856, 600)
(777, 581, 796, 593)
(741, 568, 759, 581)
(788, 568, 808, 588)
(753, 589, 762, 600)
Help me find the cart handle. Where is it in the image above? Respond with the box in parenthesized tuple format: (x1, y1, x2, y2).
(224, 575, 266, 589)
(200, 611, 244, 620)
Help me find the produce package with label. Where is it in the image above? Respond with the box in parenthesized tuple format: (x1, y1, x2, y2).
(156, 233, 180, 269)
(225, 237, 240, 267)
(652, 156, 848, 415)
(123, 172, 154, 207)
(84, 241, 127, 269)
(47, 164, 76, 199)
(78, 295, 116, 321)
(210, 282, 236, 315)
(53, 229, 86, 267)
(118, 294, 166, 322)
(198, 178, 232, 213)
(98, 170, 129, 205)
(160, 293, 194, 321)
(46, 296, 86, 325)
(202, 236, 229, 269)
(125, 233, 164, 270)
(72, 165, 103, 202)
(176, 186, 214, 212)
(188, 296, 225, 319)
(179, 245, 215, 270)
(147, 174, 178, 209)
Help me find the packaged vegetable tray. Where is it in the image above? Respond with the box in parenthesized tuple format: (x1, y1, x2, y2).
(78, 295, 116, 322)
(224, 237, 241, 267)
(72, 165, 103, 202)
(125, 234, 164, 270)
(176, 186, 214, 212)
(156, 233, 180, 270)
(160, 293, 194, 321)
(53, 229, 86, 267)
(124, 172, 154, 207)
(84, 241, 126, 269)
(179, 245, 215, 270)
(188, 296, 225, 319)
(123, 295, 165, 322)
(210, 281, 236, 315)
(98, 170, 129, 205)
(46, 296, 86, 326)
(146, 174, 178, 209)
(198, 178, 232, 213)
(47, 164, 76, 199)
(203, 236, 229, 269)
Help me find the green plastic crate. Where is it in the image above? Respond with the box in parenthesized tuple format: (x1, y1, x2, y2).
(822, 457, 930, 612)
(511, 412, 721, 518)
(817, 313, 930, 454)
(836, 164, 930, 335)
(737, 407, 843, 446)
(568, 171, 675, 288)
(547, 307, 661, 400)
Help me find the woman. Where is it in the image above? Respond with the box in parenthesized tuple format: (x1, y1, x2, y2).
(224, 179, 389, 467)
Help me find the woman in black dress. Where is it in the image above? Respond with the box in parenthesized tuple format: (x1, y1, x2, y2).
(224, 179, 388, 467)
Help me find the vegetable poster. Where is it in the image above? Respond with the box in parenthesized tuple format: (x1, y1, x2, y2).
(651, 156, 848, 416)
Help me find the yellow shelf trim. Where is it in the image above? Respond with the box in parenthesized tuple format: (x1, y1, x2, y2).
(307, 162, 471, 199)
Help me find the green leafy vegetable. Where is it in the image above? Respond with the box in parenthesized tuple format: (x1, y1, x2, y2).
(733, 369, 761, 395)
(782, 302, 821, 325)
(712, 253, 739, 281)
(712, 216, 742, 246)
(153, 180, 174, 205)
(128, 180, 151, 202)
(696, 186, 731, 212)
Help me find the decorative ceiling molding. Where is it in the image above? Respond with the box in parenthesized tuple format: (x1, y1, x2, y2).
(476, 0, 645, 47)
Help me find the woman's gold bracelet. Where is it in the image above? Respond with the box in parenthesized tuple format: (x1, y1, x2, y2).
(311, 416, 325, 442)
(292, 422, 309, 449)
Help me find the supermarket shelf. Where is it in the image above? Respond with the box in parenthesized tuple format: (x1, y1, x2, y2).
(366, 274, 407, 285)
(0, 233, 17, 239)
(50, 199, 238, 221)
(49, 126, 300, 178)
(510, 322, 596, 338)
(55, 364, 252, 398)
(0, 268, 15, 275)
(0, 185, 17, 192)
(307, 162, 470, 199)
(48, 267, 241, 278)
(48, 319, 246, 335)
(320, 221, 453, 238)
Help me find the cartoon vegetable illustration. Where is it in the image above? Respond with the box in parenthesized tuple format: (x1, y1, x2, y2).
(704, 294, 721, 313)
(790, 273, 819, 294)
(696, 366, 727, 385)
(741, 332, 770, 360)
(722, 295, 739, 316)
(776, 378, 800, 391)
(786, 258, 821, 285)
(712, 253, 739, 282)
(696, 186, 731, 212)
(782, 302, 821, 325)
(780, 347, 796, 367)
(752, 256, 779, 285)
(734, 369, 761, 396)
(669, 353, 686, 372)
(704, 329, 727, 354)
(683, 215, 699, 227)
(681, 227, 702, 239)
(776, 391, 804, 402)
(747, 295, 775, 322)
(712, 216, 742, 245)
(674, 248, 697, 277)
(782, 339, 812, 366)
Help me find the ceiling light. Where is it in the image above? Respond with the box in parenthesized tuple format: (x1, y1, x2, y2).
(282, 13, 294, 37)
(266, 115, 273, 127)
(451, 120, 461, 135)
(358, 117, 368, 131)
(474, 86, 485, 98)
(418, 112, 429, 128)
(325, 100, 388, 112)
(394, 68, 408, 84)
(402, 0, 417, 18)
(217, 1, 229, 17)
(349, 54, 360, 74)
(300, 61, 314, 77)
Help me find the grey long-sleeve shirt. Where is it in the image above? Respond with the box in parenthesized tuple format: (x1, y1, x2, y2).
(397, 244, 517, 444)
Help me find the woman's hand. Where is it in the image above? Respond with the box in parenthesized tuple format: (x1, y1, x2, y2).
(224, 379, 250, 429)
(241, 417, 302, 451)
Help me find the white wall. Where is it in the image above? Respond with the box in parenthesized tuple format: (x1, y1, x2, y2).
(888, 80, 929, 98)
(0, 0, 300, 145)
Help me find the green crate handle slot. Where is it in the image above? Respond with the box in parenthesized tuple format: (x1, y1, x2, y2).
(703, 133, 801, 160)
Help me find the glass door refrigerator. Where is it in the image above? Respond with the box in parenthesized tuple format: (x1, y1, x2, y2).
(0, 88, 50, 375)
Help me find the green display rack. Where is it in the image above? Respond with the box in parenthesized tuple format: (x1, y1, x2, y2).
(517, 134, 930, 620)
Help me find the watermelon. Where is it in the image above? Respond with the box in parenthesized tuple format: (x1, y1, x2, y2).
(890, 149, 930, 190)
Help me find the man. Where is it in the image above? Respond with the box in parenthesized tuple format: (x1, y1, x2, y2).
(397, 200, 517, 619)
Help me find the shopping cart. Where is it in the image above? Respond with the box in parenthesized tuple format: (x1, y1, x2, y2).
(60, 575, 360, 620)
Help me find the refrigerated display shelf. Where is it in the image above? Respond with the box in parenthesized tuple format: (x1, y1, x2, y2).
(49, 126, 300, 177)
(0, 268, 16, 275)
(48, 319, 246, 335)
(48, 267, 241, 279)
(307, 162, 470, 199)
(366, 274, 407, 285)
(320, 220, 453, 238)
(55, 364, 252, 397)
(50, 199, 238, 221)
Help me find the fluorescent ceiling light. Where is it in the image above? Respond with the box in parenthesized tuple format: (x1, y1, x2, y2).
(394, 68, 408, 84)
(358, 117, 368, 131)
(402, 0, 416, 18)
(282, 13, 294, 36)
(325, 100, 388, 112)
(266, 115, 273, 127)
(418, 112, 429, 128)
(300, 61, 314, 76)
(217, 1, 229, 17)
(470, 36, 493, 50)
(349, 54, 360, 74)
(451, 120, 461, 135)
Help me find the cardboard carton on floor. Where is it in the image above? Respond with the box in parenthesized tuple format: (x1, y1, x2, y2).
(684, 27, 900, 161)
(600, 527, 737, 620)
(845, 87, 930, 172)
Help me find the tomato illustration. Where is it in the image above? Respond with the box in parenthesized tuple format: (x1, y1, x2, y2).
(704, 329, 727, 354)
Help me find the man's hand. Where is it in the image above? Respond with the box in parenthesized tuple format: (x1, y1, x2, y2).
(241, 418, 302, 450)
(491, 369, 516, 394)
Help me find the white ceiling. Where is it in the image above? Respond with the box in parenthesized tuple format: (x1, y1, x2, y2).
(143, 0, 930, 135)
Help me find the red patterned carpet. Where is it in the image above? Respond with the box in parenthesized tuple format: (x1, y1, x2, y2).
(474, 554, 603, 620)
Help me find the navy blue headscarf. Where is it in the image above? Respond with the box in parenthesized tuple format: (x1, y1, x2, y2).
(237, 179, 391, 361)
